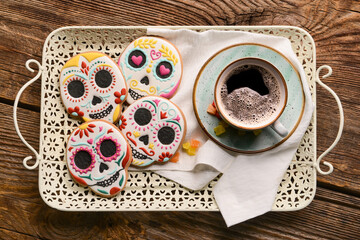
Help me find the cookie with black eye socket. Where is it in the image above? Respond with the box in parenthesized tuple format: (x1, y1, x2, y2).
(119, 96, 186, 167)
(66, 120, 132, 197)
(60, 52, 128, 123)
(118, 36, 183, 104)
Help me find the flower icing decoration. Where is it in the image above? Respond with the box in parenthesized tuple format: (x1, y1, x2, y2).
(120, 96, 186, 167)
(66, 120, 132, 197)
(119, 37, 183, 104)
(114, 88, 127, 104)
(74, 123, 95, 138)
(68, 106, 84, 118)
(118, 115, 127, 130)
(60, 52, 127, 123)
(158, 152, 173, 162)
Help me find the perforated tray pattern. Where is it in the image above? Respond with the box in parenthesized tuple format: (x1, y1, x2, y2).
(39, 26, 316, 211)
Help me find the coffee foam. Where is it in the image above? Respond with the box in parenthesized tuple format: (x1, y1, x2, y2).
(219, 65, 281, 127)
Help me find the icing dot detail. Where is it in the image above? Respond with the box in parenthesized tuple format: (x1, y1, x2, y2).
(70, 147, 96, 173)
(96, 136, 121, 162)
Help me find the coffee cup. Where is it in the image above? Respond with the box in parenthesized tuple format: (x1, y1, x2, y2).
(214, 58, 288, 136)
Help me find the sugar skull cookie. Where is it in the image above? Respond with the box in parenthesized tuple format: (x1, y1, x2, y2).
(66, 120, 132, 197)
(120, 96, 186, 167)
(118, 37, 183, 104)
(60, 52, 127, 123)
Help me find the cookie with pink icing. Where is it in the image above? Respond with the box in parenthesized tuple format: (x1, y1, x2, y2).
(118, 37, 183, 104)
(60, 52, 127, 123)
(119, 96, 186, 167)
(66, 120, 132, 197)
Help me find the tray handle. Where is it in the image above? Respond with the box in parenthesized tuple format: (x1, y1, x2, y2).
(13, 59, 42, 170)
(315, 65, 344, 175)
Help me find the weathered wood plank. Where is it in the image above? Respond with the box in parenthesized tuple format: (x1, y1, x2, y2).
(0, 188, 358, 240)
(0, 228, 37, 240)
(1, 0, 359, 106)
(0, 103, 39, 199)
(1, 0, 359, 239)
(316, 67, 360, 193)
(311, 0, 360, 191)
(1, 102, 359, 239)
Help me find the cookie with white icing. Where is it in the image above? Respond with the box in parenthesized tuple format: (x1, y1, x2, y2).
(66, 120, 132, 197)
(118, 37, 183, 104)
(119, 96, 186, 167)
(60, 52, 127, 123)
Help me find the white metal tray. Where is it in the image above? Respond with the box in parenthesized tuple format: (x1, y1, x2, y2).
(13, 26, 344, 211)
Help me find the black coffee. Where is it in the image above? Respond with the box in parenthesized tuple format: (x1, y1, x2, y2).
(220, 64, 281, 127)
(226, 67, 269, 96)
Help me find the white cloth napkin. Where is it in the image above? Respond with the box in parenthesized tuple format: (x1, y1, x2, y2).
(138, 28, 314, 227)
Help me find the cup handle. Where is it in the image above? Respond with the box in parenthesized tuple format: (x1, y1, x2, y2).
(270, 119, 288, 137)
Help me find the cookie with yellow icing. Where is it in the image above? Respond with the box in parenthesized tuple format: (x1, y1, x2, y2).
(60, 52, 127, 123)
(118, 37, 182, 104)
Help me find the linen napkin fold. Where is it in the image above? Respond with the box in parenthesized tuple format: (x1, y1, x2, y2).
(137, 28, 314, 227)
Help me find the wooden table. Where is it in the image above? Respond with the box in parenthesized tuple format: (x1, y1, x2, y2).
(1, 1, 359, 239)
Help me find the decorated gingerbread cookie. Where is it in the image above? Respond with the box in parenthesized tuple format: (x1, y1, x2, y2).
(60, 52, 127, 123)
(118, 37, 183, 104)
(120, 96, 186, 167)
(66, 120, 132, 197)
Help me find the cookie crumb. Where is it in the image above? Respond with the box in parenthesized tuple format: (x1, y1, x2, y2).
(182, 139, 202, 156)
(169, 152, 180, 163)
(182, 142, 191, 150)
(190, 139, 201, 148)
(214, 125, 226, 136)
(207, 103, 217, 115)
(187, 147, 197, 156)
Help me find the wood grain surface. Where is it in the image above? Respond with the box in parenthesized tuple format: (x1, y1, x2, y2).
(1, 0, 359, 239)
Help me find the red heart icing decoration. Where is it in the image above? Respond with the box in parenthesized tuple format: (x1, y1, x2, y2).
(159, 65, 170, 76)
(150, 50, 161, 60)
(87, 139, 93, 144)
(131, 55, 143, 66)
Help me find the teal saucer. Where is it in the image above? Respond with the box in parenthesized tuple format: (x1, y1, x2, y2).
(193, 43, 305, 153)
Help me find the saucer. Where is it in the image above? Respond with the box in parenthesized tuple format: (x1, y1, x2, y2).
(193, 43, 305, 153)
